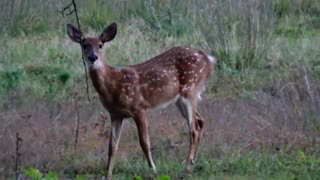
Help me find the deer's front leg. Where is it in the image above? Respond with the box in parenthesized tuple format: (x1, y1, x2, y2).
(134, 111, 157, 173)
(106, 118, 123, 180)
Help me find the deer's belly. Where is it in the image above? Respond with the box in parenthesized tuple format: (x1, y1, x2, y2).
(148, 95, 180, 110)
(140, 82, 180, 107)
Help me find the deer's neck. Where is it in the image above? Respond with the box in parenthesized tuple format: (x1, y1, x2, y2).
(88, 60, 114, 98)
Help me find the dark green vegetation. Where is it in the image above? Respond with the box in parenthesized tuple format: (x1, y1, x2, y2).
(0, 0, 319, 179)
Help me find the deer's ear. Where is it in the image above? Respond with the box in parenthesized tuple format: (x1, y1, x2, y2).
(67, 24, 83, 43)
(99, 22, 117, 43)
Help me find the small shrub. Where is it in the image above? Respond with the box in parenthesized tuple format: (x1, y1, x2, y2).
(0, 65, 23, 93)
(24, 167, 43, 180)
(133, 175, 143, 180)
(57, 71, 71, 85)
(157, 175, 171, 180)
(45, 171, 58, 180)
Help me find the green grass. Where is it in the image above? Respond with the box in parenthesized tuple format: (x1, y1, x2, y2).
(20, 150, 320, 179)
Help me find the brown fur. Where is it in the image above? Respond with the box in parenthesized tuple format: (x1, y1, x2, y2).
(67, 23, 215, 179)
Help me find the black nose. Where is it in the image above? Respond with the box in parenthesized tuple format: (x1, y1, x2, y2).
(88, 54, 97, 63)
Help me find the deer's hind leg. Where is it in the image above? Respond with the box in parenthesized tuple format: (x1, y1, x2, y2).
(176, 96, 202, 168)
(194, 110, 205, 160)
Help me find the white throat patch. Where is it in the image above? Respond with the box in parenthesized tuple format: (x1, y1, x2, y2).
(87, 59, 103, 69)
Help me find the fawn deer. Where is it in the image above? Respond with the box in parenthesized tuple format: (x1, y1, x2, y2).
(67, 22, 216, 179)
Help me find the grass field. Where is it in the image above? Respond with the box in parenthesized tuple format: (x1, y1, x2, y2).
(0, 0, 320, 179)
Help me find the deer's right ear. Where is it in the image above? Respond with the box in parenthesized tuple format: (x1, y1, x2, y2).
(99, 22, 117, 43)
(67, 24, 83, 43)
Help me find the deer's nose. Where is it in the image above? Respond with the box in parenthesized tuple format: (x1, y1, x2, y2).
(88, 54, 98, 63)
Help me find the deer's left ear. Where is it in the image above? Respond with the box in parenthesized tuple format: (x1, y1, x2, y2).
(99, 22, 117, 43)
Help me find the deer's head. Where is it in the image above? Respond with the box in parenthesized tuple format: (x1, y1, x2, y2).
(67, 22, 117, 69)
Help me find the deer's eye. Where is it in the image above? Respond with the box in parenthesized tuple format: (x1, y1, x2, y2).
(99, 44, 103, 49)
